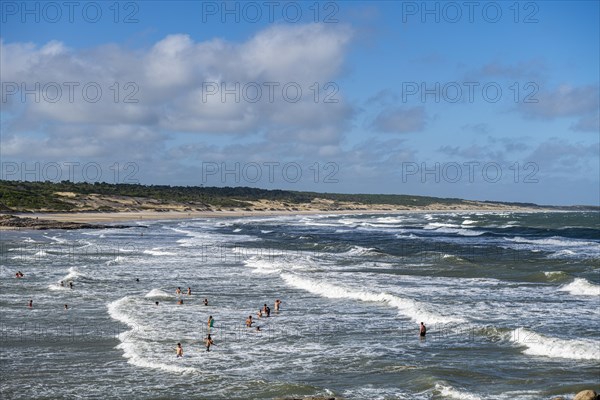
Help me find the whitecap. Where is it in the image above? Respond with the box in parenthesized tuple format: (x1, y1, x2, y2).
(559, 278, 600, 296)
(144, 288, 175, 299)
(435, 383, 482, 400)
(509, 328, 600, 360)
(506, 236, 599, 248)
(341, 246, 379, 256)
(280, 273, 464, 324)
(143, 249, 176, 256)
(107, 296, 196, 374)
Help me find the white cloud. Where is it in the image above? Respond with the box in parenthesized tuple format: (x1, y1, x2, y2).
(517, 84, 599, 132)
(0, 23, 354, 160)
(371, 106, 427, 133)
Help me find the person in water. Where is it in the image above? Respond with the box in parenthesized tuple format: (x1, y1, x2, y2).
(246, 315, 253, 327)
(266, 306, 271, 317)
(419, 322, 427, 338)
(176, 343, 183, 357)
(207, 316, 214, 329)
(175, 287, 181, 295)
(203, 298, 208, 306)
(64, 304, 68, 310)
(28, 299, 32, 308)
(187, 287, 191, 295)
(274, 299, 281, 312)
(60, 281, 64, 287)
(257, 309, 263, 318)
(204, 334, 214, 352)
(155, 301, 159, 306)
(69, 282, 73, 289)
(177, 299, 184, 305)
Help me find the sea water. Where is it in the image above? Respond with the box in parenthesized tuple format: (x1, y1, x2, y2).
(1, 211, 598, 399)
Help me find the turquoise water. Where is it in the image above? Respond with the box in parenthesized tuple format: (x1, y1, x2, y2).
(1, 211, 598, 399)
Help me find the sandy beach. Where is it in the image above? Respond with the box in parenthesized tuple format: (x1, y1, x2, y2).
(2, 205, 552, 226)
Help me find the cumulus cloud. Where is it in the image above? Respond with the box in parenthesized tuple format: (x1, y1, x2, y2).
(0, 23, 354, 160)
(460, 123, 490, 135)
(517, 84, 599, 132)
(371, 106, 426, 133)
(467, 59, 546, 80)
(525, 138, 599, 173)
(437, 136, 533, 162)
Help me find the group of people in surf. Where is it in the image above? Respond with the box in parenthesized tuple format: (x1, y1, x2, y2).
(175, 291, 283, 357)
(17, 271, 73, 309)
(60, 280, 74, 289)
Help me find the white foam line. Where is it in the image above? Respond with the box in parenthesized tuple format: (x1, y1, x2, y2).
(435, 383, 482, 400)
(107, 296, 197, 374)
(281, 273, 463, 324)
(509, 328, 600, 360)
(559, 278, 600, 296)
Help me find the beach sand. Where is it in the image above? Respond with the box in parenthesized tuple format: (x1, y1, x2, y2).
(3, 205, 549, 226)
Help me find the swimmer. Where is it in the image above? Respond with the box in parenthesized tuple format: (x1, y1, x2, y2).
(257, 309, 263, 318)
(266, 306, 271, 317)
(262, 304, 268, 314)
(246, 315, 253, 327)
(175, 287, 182, 295)
(176, 343, 183, 357)
(155, 301, 159, 306)
(69, 282, 73, 289)
(60, 281, 64, 287)
(419, 322, 427, 339)
(187, 287, 191, 295)
(64, 304, 68, 310)
(177, 299, 184, 305)
(274, 299, 281, 312)
(204, 334, 214, 352)
(255, 326, 261, 332)
(28, 299, 32, 308)
(203, 298, 208, 306)
(207, 316, 214, 329)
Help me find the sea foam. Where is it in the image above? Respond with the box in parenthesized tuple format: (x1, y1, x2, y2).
(435, 383, 482, 400)
(509, 328, 600, 360)
(281, 273, 463, 324)
(559, 278, 600, 296)
(107, 296, 196, 374)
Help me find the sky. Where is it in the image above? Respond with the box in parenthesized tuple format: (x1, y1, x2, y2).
(1, 0, 598, 206)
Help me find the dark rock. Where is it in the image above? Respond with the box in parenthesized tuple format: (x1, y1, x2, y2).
(0, 214, 136, 230)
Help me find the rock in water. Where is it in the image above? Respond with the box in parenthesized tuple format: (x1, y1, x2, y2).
(0, 214, 136, 230)
(574, 390, 598, 400)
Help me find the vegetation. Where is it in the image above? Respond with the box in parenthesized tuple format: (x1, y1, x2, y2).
(0, 179, 551, 213)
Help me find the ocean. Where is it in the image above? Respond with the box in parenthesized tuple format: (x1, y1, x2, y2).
(1, 211, 599, 399)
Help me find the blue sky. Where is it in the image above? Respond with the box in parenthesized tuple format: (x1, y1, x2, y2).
(1, 1, 598, 205)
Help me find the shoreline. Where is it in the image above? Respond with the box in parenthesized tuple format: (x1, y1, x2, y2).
(0, 207, 557, 228)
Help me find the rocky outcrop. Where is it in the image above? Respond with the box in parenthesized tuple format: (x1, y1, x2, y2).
(574, 390, 599, 400)
(0, 214, 135, 230)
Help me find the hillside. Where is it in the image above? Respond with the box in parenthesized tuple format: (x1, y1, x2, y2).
(0, 180, 589, 214)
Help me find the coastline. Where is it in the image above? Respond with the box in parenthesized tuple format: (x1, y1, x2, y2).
(0, 206, 555, 228)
